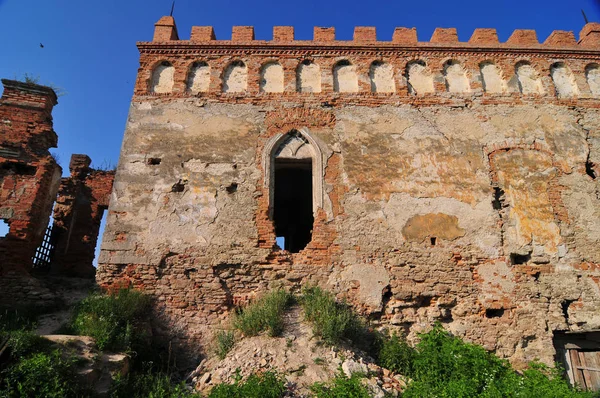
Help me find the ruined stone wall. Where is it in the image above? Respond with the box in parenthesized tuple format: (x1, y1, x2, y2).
(97, 18, 600, 367)
(0, 79, 62, 305)
(52, 154, 114, 278)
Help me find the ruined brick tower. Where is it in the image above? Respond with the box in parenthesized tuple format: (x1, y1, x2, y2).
(97, 16, 600, 380)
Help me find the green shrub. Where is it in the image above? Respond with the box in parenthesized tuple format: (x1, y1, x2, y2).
(110, 370, 198, 398)
(311, 372, 371, 398)
(70, 289, 151, 352)
(402, 324, 595, 398)
(301, 286, 364, 345)
(0, 350, 83, 398)
(376, 332, 416, 376)
(215, 330, 235, 359)
(5, 330, 52, 358)
(516, 362, 596, 398)
(208, 371, 286, 398)
(233, 289, 292, 337)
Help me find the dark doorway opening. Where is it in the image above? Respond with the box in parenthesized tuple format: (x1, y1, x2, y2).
(274, 158, 314, 253)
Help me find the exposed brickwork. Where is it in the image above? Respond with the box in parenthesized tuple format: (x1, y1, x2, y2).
(51, 154, 114, 277)
(98, 17, 600, 368)
(0, 80, 62, 274)
(0, 79, 116, 305)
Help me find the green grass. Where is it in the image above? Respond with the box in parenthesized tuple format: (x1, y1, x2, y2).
(110, 370, 198, 398)
(300, 286, 364, 345)
(215, 330, 235, 359)
(0, 350, 86, 398)
(69, 288, 151, 352)
(311, 372, 371, 398)
(208, 371, 286, 398)
(233, 289, 293, 337)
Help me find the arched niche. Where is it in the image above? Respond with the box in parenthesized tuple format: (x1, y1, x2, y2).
(406, 60, 434, 95)
(222, 60, 247, 93)
(333, 60, 358, 93)
(515, 62, 544, 95)
(479, 61, 507, 93)
(297, 60, 321, 93)
(260, 62, 284, 93)
(150, 61, 175, 93)
(443, 60, 470, 93)
(587, 63, 600, 97)
(550, 62, 579, 98)
(186, 61, 210, 93)
(370, 61, 395, 93)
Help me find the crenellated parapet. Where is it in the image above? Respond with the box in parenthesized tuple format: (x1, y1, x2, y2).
(133, 17, 600, 104)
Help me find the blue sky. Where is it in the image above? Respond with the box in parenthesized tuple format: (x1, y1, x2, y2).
(0, 0, 599, 172)
(0, 0, 599, 246)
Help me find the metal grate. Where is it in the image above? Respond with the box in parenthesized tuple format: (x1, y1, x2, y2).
(32, 224, 55, 270)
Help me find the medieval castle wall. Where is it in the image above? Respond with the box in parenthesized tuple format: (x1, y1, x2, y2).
(97, 17, 600, 367)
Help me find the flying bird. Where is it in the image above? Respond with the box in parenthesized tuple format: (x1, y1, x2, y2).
(39, 43, 44, 48)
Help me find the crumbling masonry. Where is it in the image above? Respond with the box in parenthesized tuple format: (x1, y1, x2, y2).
(0, 79, 114, 305)
(97, 16, 600, 380)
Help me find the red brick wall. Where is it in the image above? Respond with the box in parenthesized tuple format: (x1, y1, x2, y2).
(52, 154, 114, 277)
(0, 80, 61, 275)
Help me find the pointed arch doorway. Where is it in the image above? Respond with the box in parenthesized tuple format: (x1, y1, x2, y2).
(262, 129, 324, 253)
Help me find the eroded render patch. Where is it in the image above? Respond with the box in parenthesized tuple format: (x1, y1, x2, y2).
(402, 213, 465, 243)
(338, 264, 390, 312)
(491, 149, 561, 255)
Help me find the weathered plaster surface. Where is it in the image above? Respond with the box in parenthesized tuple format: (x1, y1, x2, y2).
(98, 95, 600, 367)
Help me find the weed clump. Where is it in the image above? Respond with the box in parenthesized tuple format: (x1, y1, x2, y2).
(69, 288, 151, 352)
(1, 350, 85, 398)
(301, 286, 364, 345)
(208, 371, 286, 398)
(215, 330, 235, 359)
(110, 370, 198, 398)
(376, 331, 416, 376)
(311, 371, 371, 398)
(233, 289, 292, 337)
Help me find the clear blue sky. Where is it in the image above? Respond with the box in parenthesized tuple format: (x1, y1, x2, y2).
(0, 0, 599, 172)
(0, 0, 599, 249)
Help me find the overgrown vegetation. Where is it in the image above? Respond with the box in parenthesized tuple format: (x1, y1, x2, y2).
(233, 289, 293, 337)
(215, 330, 235, 359)
(207, 370, 286, 398)
(301, 286, 364, 345)
(311, 372, 371, 398)
(376, 331, 415, 376)
(69, 288, 151, 352)
(1, 350, 86, 398)
(380, 324, 596, 398)
(110, 370, 197, 398)
(0, 307, 86, 398)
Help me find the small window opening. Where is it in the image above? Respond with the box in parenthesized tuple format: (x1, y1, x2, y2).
(273, 159, 313, 253)
(586, 160, 597, 180)
(171, 180, 187, 193)
(276, 236, 285, 250)
(225, 182, 238, 194)
(0, 219, 9, 238)
(430, 237, 437, 246)
(147, 158, 161, 165)
(485, 308, 505, 318)
(510, 252, 531, 265)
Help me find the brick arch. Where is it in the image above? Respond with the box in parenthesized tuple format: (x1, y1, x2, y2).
(262, 128, 325, 217)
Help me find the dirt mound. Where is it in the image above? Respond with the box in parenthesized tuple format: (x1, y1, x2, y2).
(190, 306, 405, 397)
